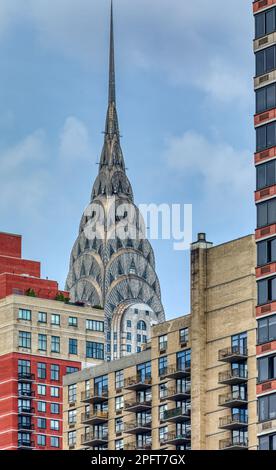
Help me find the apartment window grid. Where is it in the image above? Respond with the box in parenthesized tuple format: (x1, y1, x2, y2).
(38, 334, 47, 351)
(86, 320, 104, 332)
(18, 309, 31, 321)
(19, 331, 31, 349)
(18, 359, 31, 376)
(86, 341, 104, 359)
(51, 336, 60, 353)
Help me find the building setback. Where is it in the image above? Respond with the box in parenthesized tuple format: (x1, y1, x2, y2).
(254, 0, 276, 451)
(63, 233, 257, 450)
(0, 232, 106, 450)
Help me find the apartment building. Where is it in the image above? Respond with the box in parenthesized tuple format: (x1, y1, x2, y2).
(63, 233, 257, 450)
(253, 0, 276, 450)
(0, 232, 105, 450)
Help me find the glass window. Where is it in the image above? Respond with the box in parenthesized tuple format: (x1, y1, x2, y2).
(50, 420, 59, 431)
(50, 436, 59, 448)
(37, 434, 46, 446)
(68, 409, 77, 424)
(255, 11, 266, 39)
(69, 338, 78, 355)
(115, 417, 123, 433)
(68, 317, 78, 327)
(137, 320, 147, 331)
(66, 366, 79, 375)
(266, 46, 275, 73)
(259, 433, 276, 450)
(126, 344, 132, 353)
(37, 418, 46, 429)
(267, 8, 276, 35)
(86, 320, 104, 331)
(50, 364, 60, 381)
(68, 384, 77, 403)
(115, 370, 124, 390)
(18, 309, 31, 321)
(115, 439, 124, 450)
(19, 331, 31, 349)
(137, 362, 151, 381)
(126, 332, 131, 341)
(257, 160, 276, 190)
(50, 403, 60, 414)
(38, 312, 47, 323)
(51, 336, 60, 353)
(115, 396, 124, 411)
(86, 341, 104, 359)
(51, 386, 59, 398)
(256, 86, 266, 113)
(257, 240, 268, 266)
(37, 384, 46, 396)
(256, 124, 267, 151)
(159, 335, 167, 350)
(37, 401, 46, 413)
(257, 199, 276, 228)
(180, 328, 189, 343)
(267, 83, 276, 110)
(37, 363, 46, 379)
(38, 334, 47, 351)
(158, 356, 167, 376)
(51, 314, 60, 326)
(259, 393, 276, 421)
(68, 431, 76, 447)
(256, 46, 276, 77)
(256, 49, 266, 76)
(127, 320, 132, 328)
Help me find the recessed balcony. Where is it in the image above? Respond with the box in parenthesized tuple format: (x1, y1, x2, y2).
(18, 439, 35, 450)
(218, 369, 248, 386)
(219, 437, 248, 450)
(18, 423, 34, 432)
(81, 410, 108, 425)
(124, 399, 152, 412)
(124, 420, 152, 434)
(124, 376, 152, 391)
(81, 388, 108, 404)
(18, 407, 35, 415)
(219, 414, 248, 430)
(81, 431, 108, 447)
(218, 392, 248, 408)
(18, 372, 35, 382)
(18, 390, 35, 399)
(160, 430, 191, 446)
(162, 406, 191, 423)
(165, 385, 191, 401)
(160, 364, 191, 380)
(218, 347, 248, 363)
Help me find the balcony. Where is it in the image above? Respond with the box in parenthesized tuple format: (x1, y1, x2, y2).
(124, 420, 152, 434)
(81, 410, 108, 425)
(165, 385, 191, 401)
(219, 414, 248, 430)
(219, 436, 248, 450)
(124, 376, 152, 391)
(18, 423, 34, 432)
(18, 439, 35, 450)
(124, 398, 152, 413)
(162, 406, 191, 423)
(218, 369, 248, 386)
(18, 372, 35, 382)
(81, 388, 108, 404)
(18, 390, 35, 399)
(218, 347, 248, 363)
(219, 392, 248, 408)
(124, 441, 152, 450)
(161, 364, 191, 380)
(81, 431, 108, 447)
(160, 430, 191, 446)
(18, 407, 35, 415)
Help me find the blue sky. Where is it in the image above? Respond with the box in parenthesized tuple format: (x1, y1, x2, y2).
(0, 0, 255, 318)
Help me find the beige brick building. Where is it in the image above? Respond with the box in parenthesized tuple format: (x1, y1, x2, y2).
(63, 233, 258, 450)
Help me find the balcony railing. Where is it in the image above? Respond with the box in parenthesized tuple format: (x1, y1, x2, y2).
(164, 385, 191, 400)
(219, 436, 248, 450)
(18, 372, 35, 382)
(18, 390, 35, 398)
(124, 376, 152, 390)
(81, 388, 108, 403)
(81, 410, 108, 425)
(160, 363, 191, 379)
(81, 431, 108, 446)
(124, 398, 152, 412)
(18, 422, 34, 432)
(218, 346, 248, 363)
(124, 420, 152, 434)
(219, 414, 248, 430)
(18, 407, 35, 415)
(124, 441, 152, 450)
(219, 392, 248, 407)
(162, 406, 191, 422)
(218, 369, 248, 385)
(18, 439, 35, 449)
(160, 429, 191, 445)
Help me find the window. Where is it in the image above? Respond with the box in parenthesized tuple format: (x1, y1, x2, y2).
(159, 335, 167, 351)
(257, 199, 276, 228)
(115, 417, 123, 433)
(86, 320, 104, 332)
(37, 401, 46, 413)
(115, 439, 124, 450)
(38, 312, 47, 323)
(51, 336, 60, 353)
(258, 314, 276, 344)
(18, 309, 31, 321)
(18, 359, 31, 377)
(137, 362, 151, 381)
(69, 338, 78, 355)
(37, 434, 46, 446)
(159, 404, 167, 421)
(50, 436, 59, 448)
(126, 344, 132, 353)
(259, 393, 276, 421)
(68, 431, 76, 447)
(37, 418, 46, 429)
(177, 349, 191, 371)
(86, 341, 104, 359)
(137, 334, 141, 343)
(68, 409, 77, 424)
(50, 420, 59, 431)
(19, 331, 31, 349)
(50, 364, 60, 381)
(258, 354, 276, 382)
(137, 320, 147, 331)
(38, 334, 47, 351)
(50, 403, 60, 414)
(51, 314, 60, 326)
(180, 328, 189, 344)
(259, 433, 276, 450)
(158, 356, 167, 376)
(143, 335, 147, 344)
(94, 375, 108, 396)
(257, 237, 276, 266)
(51, 386, 59, 398)
(256, 122, 276, 151)
(159, 426, 168, 442)
(159, 383, 168, 400)
(255, 7, 276, 39)
(66, 366, 79, 375)
(256, 45, 276, 77)
(258, 276, 276, 305)
(126, 332, 131, 341)
(256, 83, 276, 114)
(127, 320, 132, 328)
(37, 384, 46, 396)
(115, 370, 124, 390)
(37, 363, 46, 380)
(68, 384, 77, 404)
(115, 396, 124, 411)
(68, 317, 78, 327)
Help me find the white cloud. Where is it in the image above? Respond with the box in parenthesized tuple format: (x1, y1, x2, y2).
(59, 116, 93, 162)
(164, 130, 254, 196)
